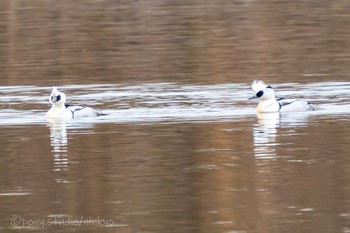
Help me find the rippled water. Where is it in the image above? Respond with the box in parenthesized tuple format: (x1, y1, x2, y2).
(1, 1, 350, 233)
(0, 82, 350, 233)
(1, 82, 349, 125)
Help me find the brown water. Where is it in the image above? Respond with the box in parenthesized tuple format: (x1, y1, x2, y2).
(1, 1, 350, 233)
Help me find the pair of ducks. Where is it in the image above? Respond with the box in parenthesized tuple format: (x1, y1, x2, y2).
(46, 80, 317, 119)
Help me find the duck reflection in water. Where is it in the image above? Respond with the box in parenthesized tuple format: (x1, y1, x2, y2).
(253, 112, 311, 159)
(47, 118, 69, 183)
(253, 112, 280, 159)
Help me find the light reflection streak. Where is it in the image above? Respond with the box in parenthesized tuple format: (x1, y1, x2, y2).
(253, 112, 280, 159)
(47, 118, 69, 183)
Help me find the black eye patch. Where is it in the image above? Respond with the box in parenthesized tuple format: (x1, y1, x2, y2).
(51, 94, 61, 102)
(256, 90, 264, 98)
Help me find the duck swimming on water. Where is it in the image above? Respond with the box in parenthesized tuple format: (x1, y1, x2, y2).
(250, 80, 317, 113)
(45, 86, 97, 118)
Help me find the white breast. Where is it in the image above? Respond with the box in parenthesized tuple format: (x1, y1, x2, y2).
(45, 106, 74, 118)
(257, 100, 280, 113)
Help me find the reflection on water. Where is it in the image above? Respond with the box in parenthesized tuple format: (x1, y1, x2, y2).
(1, 0, 350, 232)
(0, 82, 350, 233)
(253, 112, 280, 159)
(253, 112, 313, 159)
(1, 1, 350, 86)
(48, 119, 69, 184)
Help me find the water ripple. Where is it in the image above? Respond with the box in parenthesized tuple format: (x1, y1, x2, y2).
(0, 82, 349, 125)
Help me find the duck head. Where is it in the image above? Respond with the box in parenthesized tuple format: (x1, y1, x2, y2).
(49, 86, 66, 106)
(250, 80, 276, 100)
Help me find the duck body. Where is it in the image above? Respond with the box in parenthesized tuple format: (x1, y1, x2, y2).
(251, 80, 317, 113)
(45, 87, 97, 119)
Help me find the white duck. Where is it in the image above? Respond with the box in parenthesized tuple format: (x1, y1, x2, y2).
(250, 80, 317, 113)
(45, 86, 97, 118)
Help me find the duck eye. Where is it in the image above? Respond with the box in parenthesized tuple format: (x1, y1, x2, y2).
(256, 90, 264, 98)
(51, 95, 61, 102)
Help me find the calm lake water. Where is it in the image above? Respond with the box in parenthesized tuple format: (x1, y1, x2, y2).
(1, 1, 350, 233)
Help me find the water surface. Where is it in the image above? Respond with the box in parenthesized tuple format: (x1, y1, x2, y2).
(0, 83, 350, 233)
(1, 1, 350, 233)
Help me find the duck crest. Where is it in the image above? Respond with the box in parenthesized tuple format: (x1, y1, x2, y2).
(252, 80, 268, 93)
